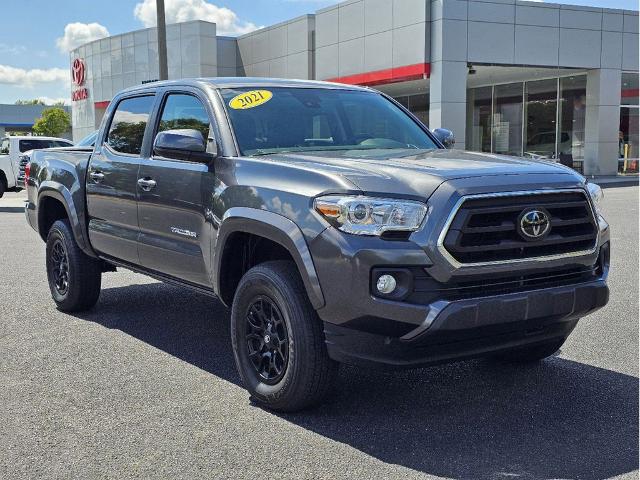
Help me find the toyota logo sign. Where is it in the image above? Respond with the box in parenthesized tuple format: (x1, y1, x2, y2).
(518, 208, 551, 241)
(71, 58, 85, 86)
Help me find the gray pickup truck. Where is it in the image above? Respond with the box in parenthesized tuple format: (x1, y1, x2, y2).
(25, 78, 609, 411)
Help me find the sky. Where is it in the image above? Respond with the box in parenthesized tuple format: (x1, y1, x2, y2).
(0, 0, 636, 105)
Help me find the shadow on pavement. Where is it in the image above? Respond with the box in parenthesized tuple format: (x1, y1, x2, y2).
(79, 282, 639, 480)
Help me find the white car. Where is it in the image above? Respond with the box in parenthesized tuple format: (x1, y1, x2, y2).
(0, 135, 73, 197)
(15, 131, 98, 187)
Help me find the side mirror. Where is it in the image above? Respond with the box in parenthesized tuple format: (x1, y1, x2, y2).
(153, 129, 214, 163)
(433, 128, 455, 149)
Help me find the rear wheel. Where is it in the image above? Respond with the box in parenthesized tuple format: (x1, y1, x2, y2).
(492, 339, 565, 363)
(0, 177, 5, 198)
(46, 219, 102, 312)
(231, 261, 338, 412)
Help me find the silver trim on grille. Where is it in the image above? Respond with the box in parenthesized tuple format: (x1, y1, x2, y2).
(436, 188, 600, 269)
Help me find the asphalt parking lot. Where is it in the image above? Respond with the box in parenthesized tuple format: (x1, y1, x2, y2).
(1, 186, 638, 480)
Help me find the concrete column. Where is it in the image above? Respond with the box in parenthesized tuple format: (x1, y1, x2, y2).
(584, 68, 622, 176)
(429, 60, 468, 150)
(429, 1, 469, 150)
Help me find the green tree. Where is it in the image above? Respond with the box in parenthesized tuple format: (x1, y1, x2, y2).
(15, 99, 45, 105)
(32, 108, 71, 137)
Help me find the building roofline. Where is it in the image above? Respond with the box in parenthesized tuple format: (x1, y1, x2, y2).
(70, 19, 217, 53)
(237, 14, 315, 39)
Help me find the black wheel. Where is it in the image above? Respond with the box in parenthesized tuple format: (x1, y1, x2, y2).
(0, 177, 5, 198)
(492, 339, 565, 363)
(46, 219, 102, 312)
(231, 261, 338, 412)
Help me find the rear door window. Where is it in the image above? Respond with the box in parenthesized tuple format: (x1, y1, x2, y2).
(0, 138, 9, 155)
(106, 95, 155, 155)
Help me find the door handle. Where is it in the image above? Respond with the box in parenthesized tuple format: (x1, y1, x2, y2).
(137, 177, 157, 191)
(89, 171, 104, 183)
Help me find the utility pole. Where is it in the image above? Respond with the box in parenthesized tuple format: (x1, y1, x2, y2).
(156, 0, 168, 80)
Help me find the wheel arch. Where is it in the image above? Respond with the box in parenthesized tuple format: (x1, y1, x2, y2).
(37, 183, 95, 256)
(214, 208, 325, 310)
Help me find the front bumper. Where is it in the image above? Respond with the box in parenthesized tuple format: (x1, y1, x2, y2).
(323, 277, 608, 369)
(312, 228, 609, 368)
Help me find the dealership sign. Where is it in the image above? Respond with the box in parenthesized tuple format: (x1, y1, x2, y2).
(71, 58, 89, 102)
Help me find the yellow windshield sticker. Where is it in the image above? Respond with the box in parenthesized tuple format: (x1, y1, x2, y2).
(229, 90, 273, 110)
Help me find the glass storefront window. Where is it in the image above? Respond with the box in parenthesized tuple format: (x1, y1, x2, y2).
(394, 96, 409, 109)
(467, 86, 492, 152)
(559, 75, 587, 170)
(408, 94, 429, 126)
(493, 83, 523, 156)
(620, 72, 639, 173)
(468, 75, 587, 171)
(524, 79, 558, 160)
(621, 72, 639, 106)
(392, 94, 429, 127)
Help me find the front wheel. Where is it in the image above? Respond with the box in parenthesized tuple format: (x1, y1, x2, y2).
(46, 219, 102, 312)
(231, 261, 338, 412)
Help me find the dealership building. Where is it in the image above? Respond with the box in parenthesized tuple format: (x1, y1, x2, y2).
(70, 0, 639, 175)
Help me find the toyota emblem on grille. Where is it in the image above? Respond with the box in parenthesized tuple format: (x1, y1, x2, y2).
(518, 208, 551, 241)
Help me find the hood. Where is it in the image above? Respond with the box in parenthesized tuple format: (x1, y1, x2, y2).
(256, 148, 580, 198)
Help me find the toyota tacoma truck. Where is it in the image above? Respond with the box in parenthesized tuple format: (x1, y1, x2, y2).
(25, 78, 610, 411)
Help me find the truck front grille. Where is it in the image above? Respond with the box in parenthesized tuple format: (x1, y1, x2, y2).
(405, 242, 608, 306)
(441, 190, 598, 264)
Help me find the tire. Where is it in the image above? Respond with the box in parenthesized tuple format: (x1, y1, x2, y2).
(231, 260, 338, 412)
(0, 177, 5, 198)
(46, 219, 102, 312)
(492, 339, 565, 363)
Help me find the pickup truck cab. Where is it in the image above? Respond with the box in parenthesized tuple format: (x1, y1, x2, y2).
(0, 135, 72, 196)
(25, 78, 610, 411)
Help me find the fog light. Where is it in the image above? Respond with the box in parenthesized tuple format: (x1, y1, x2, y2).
(376, 274, 397, 294)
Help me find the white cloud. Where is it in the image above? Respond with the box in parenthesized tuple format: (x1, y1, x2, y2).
(134, 0, 259, 35)
(115, 111, 150, 123)
(56, 22, 110, 53)
(0, 65, 69, 87)
(0, 43, 27, 56)
(37, 96, 71, 106)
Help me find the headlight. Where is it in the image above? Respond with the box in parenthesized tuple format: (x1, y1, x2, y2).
(314, 195, 428, 236)
(586, 182, 604, 217)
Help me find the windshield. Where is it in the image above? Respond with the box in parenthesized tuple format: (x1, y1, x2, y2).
(19, 139, 72, 152)
(220, 87, 439, 156)
(77, 131, 98, 147)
